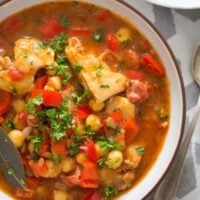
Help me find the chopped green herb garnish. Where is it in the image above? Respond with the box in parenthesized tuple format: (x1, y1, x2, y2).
(53, 155, 62, 165)
(93, 28, 104, 42)
(135, 146, 145, 155)
(71, 90, 89, 106)
(50, 34, 68, 52)
(46, 108, 57, 119)
(26, 94, 43, 114)
(55, 64, 69, 75)
(95, 65, 102, 76)
(5, 120, 15, 129)
(104, 186, 118, 200)
(69, 143, 80, 155)
(98, 157, 106, 168)
(100, 84, 109, 89)
(74, 65, 83, 72)
(56, 55, 67, 65)
(86, 126, 95, 135)
(50, 120, 66, 141)
(60, 14, 69, 27)
(31, 135, 44, 153)
(7, 167, 15, 176)
(37, 42, 46, 49)
(98, 137, 122, 152)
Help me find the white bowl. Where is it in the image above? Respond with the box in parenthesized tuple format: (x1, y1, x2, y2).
(0, 0, 185, 199)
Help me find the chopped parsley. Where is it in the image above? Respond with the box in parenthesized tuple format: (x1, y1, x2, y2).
(97, 136, 122, 152)
(85, 126, 95, 135)
(5, 120, 15, 129)
(95, 65, 102, 76)
(60, 14, 69, 27)
(56, 55, 67, 65)
(135, 146, 145, 155)
(69, 143, 80, 155)
(31, 135, 44, 153)
(98, 157, 106, 168)
(71, 90, 89, 106)
(104, 186, 118, 200)
(7, 167, 15, 176)
(100, 84, 109, 89)
(55, 64, 69, 75)
(74, 65, 83, 72)
(26, 94, 43, 114)
(53, 155, 62, 165)
(50, 34, 68, 52)
(93, 28, 104, 42)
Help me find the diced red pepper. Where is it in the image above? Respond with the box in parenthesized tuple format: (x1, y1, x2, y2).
(39, 16, 64, 38)
(0, 90, 13, 115)
(68, 28, 92, 36)
(28, 158, 48, 178)
(2, 16, 21, 33)
(26, 177, 39, 190)
(108, 111, 123, 123)
(31, 89, 44, 98)
(43, 90, 63, 107)
(74, 104, 91, 120)
(51, 140, 67, 157)
(80, 160, 99, 188)
(35, 75, 48, 89)
(84, 191, 103, 200)
(124, 70, 144, 81)
(95, 10, 111, 22)
(123, 117, 139, 143)
(39, 133, 50, 157)
(8, 67, 24, 81)
(142, 54, 165, 76)
(15, 188, 34, 199)
(86, 140, 99, 163)
(106, 34, 120, 52)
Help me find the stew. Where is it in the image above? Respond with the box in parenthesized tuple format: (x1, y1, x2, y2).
(0, 1, 170, 200)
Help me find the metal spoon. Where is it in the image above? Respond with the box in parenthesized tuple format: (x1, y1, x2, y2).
(153, 45, 200, 200)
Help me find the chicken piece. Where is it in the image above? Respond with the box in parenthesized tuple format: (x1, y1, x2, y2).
(14, 38, 55, 73)
(124, 145, 143, 169)
(65, 37, 127, 103)
(105, 96, 135, 119)
(0, 38, 55, 95)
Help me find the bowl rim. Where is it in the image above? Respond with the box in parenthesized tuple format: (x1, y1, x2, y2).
(115, 0, 186, 199)
(0, 0, 186, 199)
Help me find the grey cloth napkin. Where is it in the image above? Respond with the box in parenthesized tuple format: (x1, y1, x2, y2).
(124, 0, 200, 199)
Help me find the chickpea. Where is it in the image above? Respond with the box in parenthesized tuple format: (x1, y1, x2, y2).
(8, 129, 26, 148)
(53, 190, 69, 200)
(47, 76, 62, 90)
(46, 69, 57, 76)
(86, 114, 102, 131)
(61, 157, 76, 173)
(42, 160, 61, 178)
(75, 153, 87, 165)
(95, 142, 108, 157)
(12, 98, 25, 113)
(115, 28, 131, 43)
(89, 99, 105, 112)
(36, 186, 47, 197)
(105, 150, 123, 169)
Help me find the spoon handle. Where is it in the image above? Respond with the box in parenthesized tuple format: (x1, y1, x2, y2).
(154, 95, 200, 200)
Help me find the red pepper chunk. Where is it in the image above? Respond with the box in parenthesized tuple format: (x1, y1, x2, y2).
(86, 140, 99, 163)
(35, 75, 48, 89)
(51, 140, 67, 157)
(95, 10, 111, 22)
(123, 117, 139, 143)
(0, 90, 13, 115)
(28, 158, 48, 178)
(124, 70, 144, 81)
(39, 133, 50, 157)
(8, 67, 24, 81)
(142, 54, 165, 76)
(39, 17, 64, 38)
(31, 89, 44, 98)
(43, 90, 63, 107)
(80, 160, 99, 188)
(106, 34, 120, 52)
(74, 104, 91, 120)
(84, 191, 102, 200)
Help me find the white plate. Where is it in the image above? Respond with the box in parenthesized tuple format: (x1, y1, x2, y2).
(145, 0, 200, 9)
